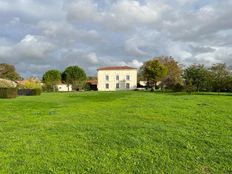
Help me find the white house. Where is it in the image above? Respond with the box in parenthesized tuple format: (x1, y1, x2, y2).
(57, 84, 72, 92)
(97, 66, 137, 91)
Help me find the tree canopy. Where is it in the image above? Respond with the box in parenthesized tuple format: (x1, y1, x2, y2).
(140, 59, 168, 89)
(62, 66, 87, 90)
(210, 63, 231, 92)
(156, 56, 183, 88)
(42, 70, 61, 92)
(0, 63, 21, 80)
(183, 64, 211, 92)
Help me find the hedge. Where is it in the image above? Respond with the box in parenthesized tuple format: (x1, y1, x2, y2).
(18, 88, 42, 96)
(0, 88, 18, 98)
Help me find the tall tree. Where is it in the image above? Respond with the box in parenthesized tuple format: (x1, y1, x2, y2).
(156, 56, 183, 89)
(0, 63, 21, 80)
(210, 63, 231, 92)
(42, 70, 61, 92)
(183, 64, 211, 92)
(62, 66, 87, 91)
(140, 59, 168, 89)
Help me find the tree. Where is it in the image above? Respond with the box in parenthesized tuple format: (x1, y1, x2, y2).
(0, 63, 21, 80)
(87, 76, 97, 80)
(183, 64, 211, 92)
(62, 66, 87, 91)
(42, 70, 61, 92)
(210, 63, 231, 92)
(156, 56, 183, 89)
(140, 59, 168, 89)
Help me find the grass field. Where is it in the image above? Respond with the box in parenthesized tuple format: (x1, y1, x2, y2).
(0, 91, 231, 173)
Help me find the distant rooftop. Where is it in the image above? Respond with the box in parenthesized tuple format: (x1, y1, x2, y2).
(97, 66, 137, 71)
(86, 80, 97, 85)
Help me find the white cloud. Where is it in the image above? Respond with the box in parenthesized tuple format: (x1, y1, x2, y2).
(127, 59, 143, 68)
(16, 34, 55, 59)
(65, 0, 171, 31)
(109, 0, 159, 25)
(0, 34, 55, 64)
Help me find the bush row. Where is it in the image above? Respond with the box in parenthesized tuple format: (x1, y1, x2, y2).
(0, 88, 18, 98)
(18, 88, 42, 96)
(0, 88, 42, 99)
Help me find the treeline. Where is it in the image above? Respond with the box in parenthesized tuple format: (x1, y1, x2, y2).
(0, 63, 87, 92)
(140, 57, 232, 92)
(0, 63, 21, 80)
(1, 56, 232, 93)
(42, 66, 86, 92)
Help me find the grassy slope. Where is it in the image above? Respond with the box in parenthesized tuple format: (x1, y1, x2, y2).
(0, 92, 231, 173)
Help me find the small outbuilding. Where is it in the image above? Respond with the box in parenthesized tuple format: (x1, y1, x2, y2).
(57, 84, 73, 92)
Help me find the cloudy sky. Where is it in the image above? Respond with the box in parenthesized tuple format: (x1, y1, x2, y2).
(0, 0, 232, 77)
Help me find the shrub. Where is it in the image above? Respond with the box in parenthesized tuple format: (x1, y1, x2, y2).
(0, 88, 17, 98)
(185, 81, 196, 94)
(18, 79, 41, 89)
(24, 80, 41, 89)
(173, 83, 184, 92)
(42, 84, 57, 92)
(84, 83, 91, 91)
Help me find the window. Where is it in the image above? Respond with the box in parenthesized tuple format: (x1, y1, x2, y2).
(106, 83, 109, 89)
(126, 83, 130, 89)
(126, 75, 130, 81)
(116, 75, 119, 81)
(116, 83, 119, 89)
(105, 75, 109, 81)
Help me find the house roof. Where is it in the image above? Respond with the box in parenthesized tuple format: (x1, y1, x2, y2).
(0, 78, 17, 88)
(97, 66, 137, 71)
(16, 80, 27, 85)
(86, 80, 97, 85)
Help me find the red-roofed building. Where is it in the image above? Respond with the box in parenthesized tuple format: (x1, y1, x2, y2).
(86, 80, 98, 90)
(97, 66, 137, 91)
(97, 66, 137, 71)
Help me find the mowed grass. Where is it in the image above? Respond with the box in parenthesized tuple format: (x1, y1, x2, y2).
(0, 91, 231, 173)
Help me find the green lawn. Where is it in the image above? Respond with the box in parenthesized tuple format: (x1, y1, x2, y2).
(0, 91, 231, 173)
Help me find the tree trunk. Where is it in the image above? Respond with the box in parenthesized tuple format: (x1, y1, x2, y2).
(53, 85, 56, 92)
(154, 81, 157, 90)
